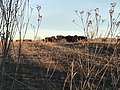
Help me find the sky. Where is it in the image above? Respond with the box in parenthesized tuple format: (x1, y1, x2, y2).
(24, 0, 120, 39)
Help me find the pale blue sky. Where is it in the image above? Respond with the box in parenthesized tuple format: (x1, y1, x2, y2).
(26, 0, 120, 39)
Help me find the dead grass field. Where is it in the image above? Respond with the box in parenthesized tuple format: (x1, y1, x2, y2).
(1, 41, 120, 90)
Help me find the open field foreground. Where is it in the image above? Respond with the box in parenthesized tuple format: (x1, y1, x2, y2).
(0, 41, 120, 90)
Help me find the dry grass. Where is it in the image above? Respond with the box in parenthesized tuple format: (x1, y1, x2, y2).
(4, 41, 119, 90)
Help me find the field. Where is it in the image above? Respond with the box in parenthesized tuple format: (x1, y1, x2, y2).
(1, 40, 120, 90)
(0, 0, 120, 90)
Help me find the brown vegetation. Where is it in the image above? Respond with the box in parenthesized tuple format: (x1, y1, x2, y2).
(2, 41, 119, 90)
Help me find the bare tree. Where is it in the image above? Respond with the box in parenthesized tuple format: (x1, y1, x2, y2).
(0, 0, 42, 89)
